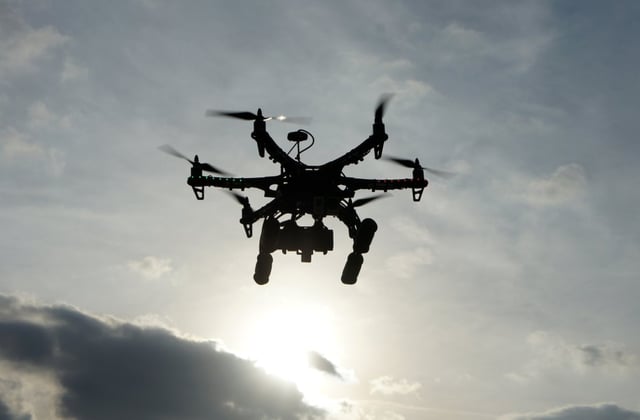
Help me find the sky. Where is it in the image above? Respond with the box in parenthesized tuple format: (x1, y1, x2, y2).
(1, 0, 639, 419)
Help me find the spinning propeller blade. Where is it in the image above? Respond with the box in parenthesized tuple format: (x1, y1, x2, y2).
(385, 156, 416, 169)
(206, 109, 311, 125)
(374, 93, 394, 123)
(384, 155, 456, 179)
(158, 144, 230, 175)
(352, 194, 387, 208)
(206, 110, 258, 120)
(199, 163, 230, 176)
(420, 166, 456, 179)
(225, 190, 250, 207)
(158, 144, 191, 161)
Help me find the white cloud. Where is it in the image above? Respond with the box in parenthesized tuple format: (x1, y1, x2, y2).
(378, 411, 406, 420)
(371, 76, 436, 102)
(0, 25, 67, 75)
(524, 164, 587, 207)
(0, 127, 67, 175)
(131, 313, 176, 330)
(128, 256, 173, 279)
(385, 247, 433, 279)
(0, 364, 62, 420)
(28, 101, 72, 129)
(61, 57, 88, 82)
(442, 22, 484, 49)
(0, 127, 45, 160)
(370, 376, 422, 396)
(28, 101, 55, 127)
(505, 164, 587, 208)
(390, 216, 433, 244)
(433, 10, 554, 73)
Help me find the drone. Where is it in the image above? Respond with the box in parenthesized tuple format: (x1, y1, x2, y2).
(161, 96, 452, 285)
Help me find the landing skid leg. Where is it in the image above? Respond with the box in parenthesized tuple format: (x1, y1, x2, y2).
(353, 218, 377, 254)
(337, 216, 377, 284)
(253, 253, 273, 285)
(341, 252, 363, 284)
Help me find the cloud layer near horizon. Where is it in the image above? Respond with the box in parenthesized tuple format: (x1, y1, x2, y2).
(0, 295, 322, 420)
(500, 403, 640, 420)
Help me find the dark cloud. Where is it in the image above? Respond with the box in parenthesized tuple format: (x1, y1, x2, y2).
(0, 295, 323, 420)
(0, 320, 53, 366)
(0, 398, 30, 420)
(0, 400, 12, 420)
(578, 344, 631, 368)
(307, 351, 342, 379)
(579, 345, 606, 367)
(502, 403, 640, 420)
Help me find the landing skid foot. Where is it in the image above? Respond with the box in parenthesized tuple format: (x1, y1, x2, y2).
(253, 253, 273, 285)
(341, 252, 363, 285)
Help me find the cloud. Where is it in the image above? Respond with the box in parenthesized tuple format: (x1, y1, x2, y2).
(442, 22, 485, 49)
(376, 411, 406, 420)
(0, 6, 68, 76)
(430, 10, 554, 73)
(390, 216, 434, 244)
(521, 164, 587, 207)
(128, 256, 173, 279)
(60, 57, 88, 83)
(0, 128, 44, 160)
(307, 351, 342, 379)
(0, 295, 323, 420)
(370, 76, 436, 102)
(0, 128, 66, 176)
(369, 376, 422, 396)
(27, 101, 71, 129)
(27, 101, 55, 127)
(499, 403, 640, 420)
(0, 397, 30, 420)
(384, 247, 433, 279)
(577, 344, 633, 368)
(507, 331, 637, 383)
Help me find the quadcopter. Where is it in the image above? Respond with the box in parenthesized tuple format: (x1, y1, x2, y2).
(161, 96, 451, 285)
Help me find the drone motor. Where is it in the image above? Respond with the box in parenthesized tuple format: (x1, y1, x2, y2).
(287, 131, 308, 142)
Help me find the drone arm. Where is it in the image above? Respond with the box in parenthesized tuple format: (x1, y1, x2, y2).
(251, 123, 300, 172)
(239, 197, 282, 226)
(339, 176, 428, 201)
(336, 204, 361, 239)
(188, 175, 282, 196)
(320, 132, 388, 172)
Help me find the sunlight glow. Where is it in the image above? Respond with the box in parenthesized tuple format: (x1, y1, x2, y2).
(244, 305, 338, 395)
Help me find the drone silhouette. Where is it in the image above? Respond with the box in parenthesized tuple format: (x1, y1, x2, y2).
(161, 96, 452, 285)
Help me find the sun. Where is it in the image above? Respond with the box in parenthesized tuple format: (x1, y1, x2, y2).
(244, 305, 338, 393)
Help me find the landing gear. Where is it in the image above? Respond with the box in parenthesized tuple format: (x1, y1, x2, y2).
(252, 216, 377, 285)
(341, 218, 377, 285)
(341, 252, 363, 284)
(259, 217, 279, 253)
(353, 218, 377, 253)
(253, 253, 273, 285)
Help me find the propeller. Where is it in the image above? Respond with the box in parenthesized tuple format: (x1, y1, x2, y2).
(385, 155, 456, 179)
(352, 194, 388, 208)
(225, 190, 250, 207)
(206, 109, 311, 125)
(374, 93, 394, 123)
(158, 144, 230, 175)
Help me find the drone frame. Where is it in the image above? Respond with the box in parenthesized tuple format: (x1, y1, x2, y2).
(176, 100, 429, 284)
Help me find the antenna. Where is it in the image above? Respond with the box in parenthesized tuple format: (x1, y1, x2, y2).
(286, 129, 315, 162)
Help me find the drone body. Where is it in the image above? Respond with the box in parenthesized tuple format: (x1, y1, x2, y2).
(162, 98, 446, 284)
